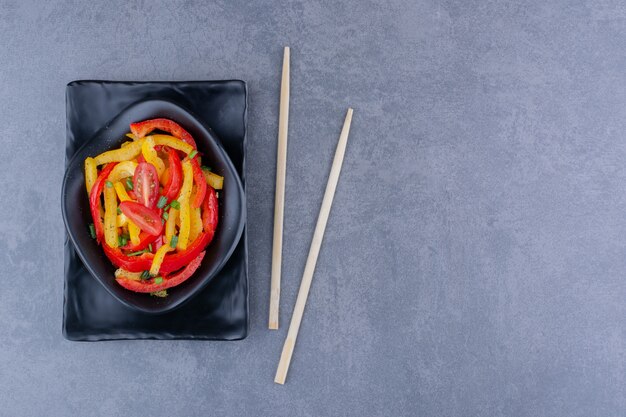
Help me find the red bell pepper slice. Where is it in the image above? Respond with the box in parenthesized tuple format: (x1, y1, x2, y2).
(120, 232, 159, 252)
(158, 232, 211, 274)
(162, 149, 182, 202)
(103, 243, 153, 272)
(191, 159, 207, 209)
(115, 251, 206, 293)
(202, 186, 218, 233)
(88, 162, 118, 243)
(127, 189, 138, 200)
(130, 118, 197, 149)
(152, 235, 164, 253)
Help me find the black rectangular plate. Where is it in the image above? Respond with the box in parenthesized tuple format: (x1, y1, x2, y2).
(63, 80, 248, 341)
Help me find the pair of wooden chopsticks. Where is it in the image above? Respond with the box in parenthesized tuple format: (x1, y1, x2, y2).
(269, 46, 354, 384)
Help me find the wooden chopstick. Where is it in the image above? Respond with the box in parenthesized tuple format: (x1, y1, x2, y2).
(275, 108, 354, 384)
(269, 46, 291, 330)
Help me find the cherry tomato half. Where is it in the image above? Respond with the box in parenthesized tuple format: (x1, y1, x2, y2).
(119, 201, 164, 236)
(133, 162, 159, 208)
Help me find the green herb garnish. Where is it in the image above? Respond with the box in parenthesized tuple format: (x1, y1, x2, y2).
(125, 178, 133, 190)
(188, 150, 198, 159)
(127, 249, 147, 256)
(156, 196, 167, 209)
(201, 165, 211, 172)
(154, 277, 163, 284)
(162, 211, 169, 221)
(105, 180, 113, 188)
(117, 207, 122, 215)
(170, 200, 180, 209)
(148, 244, 153, 253)
(88, 223, 96, 239)
(169, 235, 179, 248)
(150, 290, 168, 297)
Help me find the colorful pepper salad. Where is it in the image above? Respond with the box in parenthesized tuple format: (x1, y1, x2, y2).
(84, 118, 224, 297)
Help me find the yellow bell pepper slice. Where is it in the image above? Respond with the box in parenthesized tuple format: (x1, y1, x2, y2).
(202, 169, 224, 190)
(93, 138, 144, 166)
(149, 244, 173, 276)
(84, 157, 98, 193)
(175, 161, 194, 250)
(113, 182, 140, 245)
(128, 224, 140, 245)
(108, 161, 137, 183)
(189, 207, 203, 243)
(103, 185, 118, 248)
(113, 182, 131, 201)
(177, 202, 191, 251)
(150, 134, 194, 155)
(178, 161, 194, 203)
(116, 213, 128, 228)
(165, 207, 178, 245)
(141, 136, 165, 179)
(114, 268, 142, 281)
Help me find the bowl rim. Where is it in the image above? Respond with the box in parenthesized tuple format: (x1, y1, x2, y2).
(61, 98, 246, 314)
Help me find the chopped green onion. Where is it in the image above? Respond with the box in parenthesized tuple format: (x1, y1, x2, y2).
(105, 180, 113, 188)
(127, 249, 147, 256)
(140, 270, 150, 280)
(148, 244, 153, 253)
(125, 178, 133, 190)
(201, 165, 211, 172)
(169, 235, 179, 248)
(170, 200, 180, 209)
(156, 196, 167, 209)
(154, 277, 163, 284)
(163, 203, 170, 211)
(118, 235, 128, 247)
(188, 150, 198, 159)
(162, 211, 169, 221)
(117, 207, 122, 215)
(88, 223, 96, 239)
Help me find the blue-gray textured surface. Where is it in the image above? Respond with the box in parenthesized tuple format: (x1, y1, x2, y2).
(0, 0, 624, 416)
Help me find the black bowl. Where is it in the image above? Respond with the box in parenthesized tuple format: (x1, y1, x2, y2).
(61, 99, 246, 314)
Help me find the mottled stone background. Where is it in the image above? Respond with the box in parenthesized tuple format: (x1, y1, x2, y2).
(0, 1, 624, 416)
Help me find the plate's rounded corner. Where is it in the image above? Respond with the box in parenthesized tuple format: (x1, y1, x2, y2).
(235, 328, 249, 341)
(66, 80, 87, 89)
(233, 79, 247, 89)
(62, 322, 77, 341)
